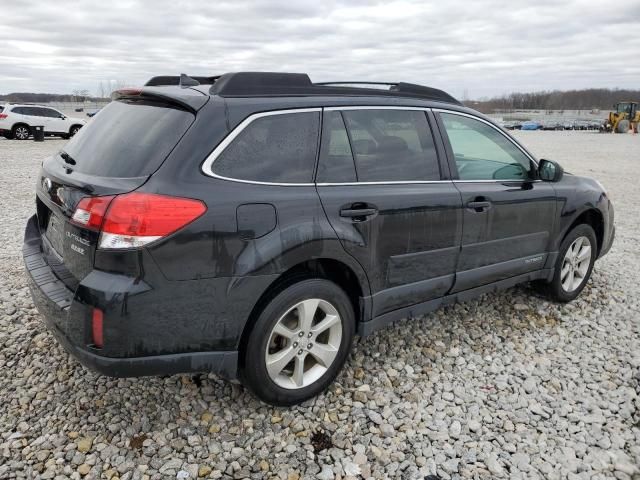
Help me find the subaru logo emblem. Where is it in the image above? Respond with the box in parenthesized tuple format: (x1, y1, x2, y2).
(42, 177, 52, 192)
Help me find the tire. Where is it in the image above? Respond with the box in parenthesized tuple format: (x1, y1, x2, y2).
(12, 124, 30, 140)
(542, 224, 597, 302)
(241, 278, 355, 406)
(69, 125, 82, 137)
(616, 119, 630, 133)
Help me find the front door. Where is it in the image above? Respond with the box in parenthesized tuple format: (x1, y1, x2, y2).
(316, 108, 463, 319)
(436, 110, 557, 292)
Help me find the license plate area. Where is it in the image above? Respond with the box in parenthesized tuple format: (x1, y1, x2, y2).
(45, 213, 65, 259)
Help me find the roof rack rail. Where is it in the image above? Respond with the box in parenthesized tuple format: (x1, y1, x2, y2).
(315, 81, 461, 105)
(145, 72, 461, 105)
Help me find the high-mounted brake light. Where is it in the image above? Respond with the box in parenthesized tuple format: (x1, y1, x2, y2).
(72, 192, 206, 249)
(112, 87, 142, 99)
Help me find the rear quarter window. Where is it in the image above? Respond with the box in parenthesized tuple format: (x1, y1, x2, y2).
(211, 111, 320, 183)
(62, 100, 194, 178)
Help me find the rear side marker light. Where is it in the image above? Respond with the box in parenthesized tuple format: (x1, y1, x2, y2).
(71, 192, 207, 250)
(92, 308, 104, 348)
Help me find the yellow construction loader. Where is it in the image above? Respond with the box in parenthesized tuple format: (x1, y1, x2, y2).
(603, 102, 639, 133)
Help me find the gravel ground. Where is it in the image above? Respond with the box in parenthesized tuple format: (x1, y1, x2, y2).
(0, 132, 639, 480)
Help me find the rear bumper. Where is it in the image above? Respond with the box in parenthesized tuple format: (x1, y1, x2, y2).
(23, 214, 238, 378)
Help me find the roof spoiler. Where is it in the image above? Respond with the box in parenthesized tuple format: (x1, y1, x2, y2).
(111, 86, 208, 112)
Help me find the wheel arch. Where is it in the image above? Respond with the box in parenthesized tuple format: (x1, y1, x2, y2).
(563, 208, 604, 255)
(12, 122, 31, 132)
(237, 257, 367, 368)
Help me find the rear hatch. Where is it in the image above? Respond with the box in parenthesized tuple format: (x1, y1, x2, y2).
(36, 92, 201, 289)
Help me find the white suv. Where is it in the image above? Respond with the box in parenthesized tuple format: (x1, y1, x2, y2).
(0, 104, 86, 140)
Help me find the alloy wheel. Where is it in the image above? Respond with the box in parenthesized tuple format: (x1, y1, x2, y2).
(15, 127, 29, 140)
(560, 236, 592, 292)
(265, 298, 342, 389)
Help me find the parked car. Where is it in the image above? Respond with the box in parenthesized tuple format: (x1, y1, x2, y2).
(86, 108, 102, 118)
(23, 72, 615, 405)
(0, 104, 86, 140)
(520, 121, 542, 130)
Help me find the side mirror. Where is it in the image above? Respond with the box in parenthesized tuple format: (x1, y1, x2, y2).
(538, 159, 564, 182)
(60, 115, 66, 119)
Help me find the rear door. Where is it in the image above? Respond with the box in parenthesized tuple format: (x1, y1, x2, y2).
(435, 110, 557, 292)
(316, 107, 463, 319)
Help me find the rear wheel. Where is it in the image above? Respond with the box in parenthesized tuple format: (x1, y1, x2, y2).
(12, 124, 30, 140)
(241, 278, 354, 405)
(542, 224, 597, 302)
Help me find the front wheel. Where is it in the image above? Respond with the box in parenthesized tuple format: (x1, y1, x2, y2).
(543, 224, 597, 302)
(241, 279, 355, 406)
(69, 125, 81, 137)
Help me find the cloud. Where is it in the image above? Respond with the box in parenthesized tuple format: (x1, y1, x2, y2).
(1, 0, 639, 97)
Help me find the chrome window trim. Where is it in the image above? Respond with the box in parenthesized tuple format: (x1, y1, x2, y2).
(317, 180, 452, 186)
(201, 107, 322, 186)
(324, 105, 428, 112)
(432, 108, 539, 168)
(201, 105, 541, 187)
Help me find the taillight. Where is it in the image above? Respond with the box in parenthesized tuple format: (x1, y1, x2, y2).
(71, 193, 206, 249)
(71, 196, 115, 231)
(0, 113, 7, 119)
(99, 192, 206, 249)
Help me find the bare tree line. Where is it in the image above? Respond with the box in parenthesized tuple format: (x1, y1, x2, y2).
(469, 88, 640, 113)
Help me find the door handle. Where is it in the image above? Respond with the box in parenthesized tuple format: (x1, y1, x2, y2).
(339, 207, 378, 220)
(467, 201, 492, 212)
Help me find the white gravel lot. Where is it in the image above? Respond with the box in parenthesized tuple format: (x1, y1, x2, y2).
(0, 132, 639, 480)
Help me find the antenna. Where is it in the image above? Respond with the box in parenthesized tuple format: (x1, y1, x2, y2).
(179, 74, 200, 88)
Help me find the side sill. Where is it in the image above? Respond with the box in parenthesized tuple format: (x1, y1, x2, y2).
(358, 268, 553, 337)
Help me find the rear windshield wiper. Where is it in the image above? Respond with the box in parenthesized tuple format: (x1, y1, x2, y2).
(60, 151, 76, 165)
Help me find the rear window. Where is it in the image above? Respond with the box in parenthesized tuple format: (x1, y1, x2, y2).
(62, 100, 194, 178)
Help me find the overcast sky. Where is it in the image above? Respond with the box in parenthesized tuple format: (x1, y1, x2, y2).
(2, 0, 639, 98)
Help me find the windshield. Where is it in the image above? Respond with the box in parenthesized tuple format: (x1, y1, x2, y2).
(61, 99, 194, 178)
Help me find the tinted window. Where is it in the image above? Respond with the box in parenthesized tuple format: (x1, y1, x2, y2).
(40, 108, 61, 118)
(440, 113, 532, 180)
(213, 111, 320, 183)
(317, 111, 356, 183)
(13, 107, 33, 115)
(62, 100, 194, 178)
(342, 110, 440, 182)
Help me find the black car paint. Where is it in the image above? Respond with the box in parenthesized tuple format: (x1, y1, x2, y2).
(24, 89, 615, 379)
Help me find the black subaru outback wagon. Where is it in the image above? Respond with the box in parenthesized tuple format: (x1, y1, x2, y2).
(24, 72, 614, 405)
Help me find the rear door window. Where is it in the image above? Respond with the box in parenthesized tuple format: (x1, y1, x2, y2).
(212, 111, 320, 183)
(62, 99, 194, 178)
(342, 109, 441, 182)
